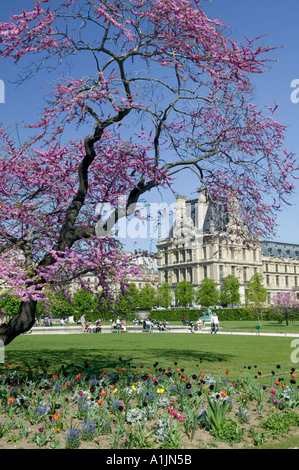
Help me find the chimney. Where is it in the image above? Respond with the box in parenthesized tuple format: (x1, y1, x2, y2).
(195, 189, 208, 234)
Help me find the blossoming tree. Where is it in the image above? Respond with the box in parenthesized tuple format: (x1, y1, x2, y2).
(0, 0, 297, 345)
(271, 291, 299, 326)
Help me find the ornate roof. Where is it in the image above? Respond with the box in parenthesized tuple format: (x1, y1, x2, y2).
(262, 241, 299, 259)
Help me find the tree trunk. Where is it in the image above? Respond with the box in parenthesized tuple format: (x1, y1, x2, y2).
(0, 299, 37, 346)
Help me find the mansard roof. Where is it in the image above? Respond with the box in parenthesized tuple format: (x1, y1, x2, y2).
(262, 240, 299, 259)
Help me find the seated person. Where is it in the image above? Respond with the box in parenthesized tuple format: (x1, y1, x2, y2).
(145, 318, 152, 330)
(95, 320, 102, 333)
(120, 320, 127, 332)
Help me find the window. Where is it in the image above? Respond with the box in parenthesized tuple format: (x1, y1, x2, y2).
(294, 266, 297, 274)
(295, 276, 298, 287)
(276, 275, 279, 287)
(188, 249, 192, 262)
(203, 246, 207, 259)
(253, 249, 256, 261)
(231, 248, 234, 260)
(242, 248, 246, 260)
(276, 264, 278, 273)
(286, 276, 289, 287)
(219, 265, 224, 282)
(254, 267, 257, 275)
(243, 267, 247, 283)
(231, 266, 235, 276)
(203, 265, 208, 279)
(285, 265, 288, 273)
(266, 275, 270, 286)
(266, 264, 269, 272)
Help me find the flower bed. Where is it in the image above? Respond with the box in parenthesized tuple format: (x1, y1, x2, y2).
(0, 359, 298, 449)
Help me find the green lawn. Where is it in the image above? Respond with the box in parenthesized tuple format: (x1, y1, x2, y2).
(217, 320, 299, 335)
(3, 333, 297, 385)
(164, 320, 299, 334)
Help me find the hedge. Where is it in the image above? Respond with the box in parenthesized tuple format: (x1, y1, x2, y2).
(148, 307, 299, 323)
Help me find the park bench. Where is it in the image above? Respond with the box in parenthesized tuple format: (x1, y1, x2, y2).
(112, 325, 126, 333)
(255, 325, 261, 335)
(143, 324, 153, 332)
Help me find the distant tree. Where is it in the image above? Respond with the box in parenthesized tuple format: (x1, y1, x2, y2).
(41, 291, 75, 319)
(245, 274, 267, 326)
(73, 289, 99, 321)
(157, 282, 173, 308)
(114, 292, 131, 318)
(219, 275, 241, 306)
(196, 278, 219, 307)
(138, 284, 157, 310)
(0, 292, 21, 317)
(271, 291, 299, 326)
(98, 298, 114, 321)
(126, 284, 140, 312)
(175, 280, 195, 308)
(113, 285, 140, 318)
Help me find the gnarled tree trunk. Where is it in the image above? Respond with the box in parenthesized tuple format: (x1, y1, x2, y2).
(0, 300, 37, 346)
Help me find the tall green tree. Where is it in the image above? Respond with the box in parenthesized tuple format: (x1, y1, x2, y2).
(73, 289, 99, 321)
(245, 273, 267, 326)
(115, 284, 140, 318)
(219, 275, 241, 306)
(0, 292, 21, 317)
(157, 282, 173, 308)
(138, 283, 157, 310)
(196, 278, 219, 307)
(126, 284, 140, 312)
(44, 291, 75, 319)
(175, 280, 195, 307)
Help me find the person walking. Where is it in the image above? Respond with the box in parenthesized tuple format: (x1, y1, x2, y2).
(80, 313, 86, 333)
(211, 312, 219, 334)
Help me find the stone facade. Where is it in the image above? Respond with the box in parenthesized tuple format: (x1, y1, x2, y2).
(156, 193, 299, 304)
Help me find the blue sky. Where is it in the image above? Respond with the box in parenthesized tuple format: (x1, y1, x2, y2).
(0, 0, 299, 252)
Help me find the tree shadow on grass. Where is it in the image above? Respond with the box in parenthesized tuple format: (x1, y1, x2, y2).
(3, 347, 235, 376)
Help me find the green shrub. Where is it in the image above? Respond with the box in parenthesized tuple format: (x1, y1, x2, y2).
(149, 307, 298, 323)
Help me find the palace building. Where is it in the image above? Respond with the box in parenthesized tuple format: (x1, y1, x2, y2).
(156, 192, 299, 305)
